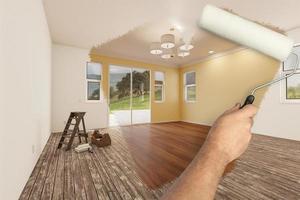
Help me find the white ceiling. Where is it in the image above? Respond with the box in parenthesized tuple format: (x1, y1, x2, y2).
(90, 21, 239, 66)
(44, 0, 300, 67)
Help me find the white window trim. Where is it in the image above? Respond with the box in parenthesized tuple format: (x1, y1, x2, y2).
(280, 43, 300, 104)
(86, 62, 102, 103)
(280, 71, 300, 104)
(154, 84, 165, 103)
(184, 71, 197, 103)
(154, 71, 165, 103)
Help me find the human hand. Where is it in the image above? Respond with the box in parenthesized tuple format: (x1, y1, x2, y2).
(161, 104, 257, 200)
(202, 103, 258, 165)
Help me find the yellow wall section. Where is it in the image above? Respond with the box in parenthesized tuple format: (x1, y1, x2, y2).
(90, 48, 280, 126)
(179, 49, 280, 125)
(90, 54, 181, 123)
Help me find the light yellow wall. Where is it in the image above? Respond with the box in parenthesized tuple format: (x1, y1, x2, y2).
(90, 54, 180, 123)
(179, 49, 280, 125)
(90, 49, 280, 126)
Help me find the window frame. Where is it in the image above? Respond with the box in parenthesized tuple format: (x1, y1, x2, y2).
(184, 71, 196, 103)
(285, 72, 300, 100)
(154, 71, 165, 103)
(86, 62, 102, 103)
(280, 43, 300, 104)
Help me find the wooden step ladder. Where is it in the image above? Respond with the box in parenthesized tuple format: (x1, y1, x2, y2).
(58, 112, 88, 151)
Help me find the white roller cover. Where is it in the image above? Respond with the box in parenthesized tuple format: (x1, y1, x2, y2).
(199, 4, 294, 61)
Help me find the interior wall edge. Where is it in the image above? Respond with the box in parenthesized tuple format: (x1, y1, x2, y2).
(1, 0, 52, 199)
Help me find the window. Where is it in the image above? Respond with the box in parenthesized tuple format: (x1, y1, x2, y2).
(86, 62, 102, 101)
(286, 73, 300, 99)
(184, 71, 196, 102)
(154, 71, 165, 102)
(281, 44, 300, 103)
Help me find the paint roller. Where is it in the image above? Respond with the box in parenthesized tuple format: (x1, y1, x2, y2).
(199, 4, 298, 108)
(198, 5, 299, 173)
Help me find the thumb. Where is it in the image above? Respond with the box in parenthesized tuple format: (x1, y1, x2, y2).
(238, 104, 258, 118)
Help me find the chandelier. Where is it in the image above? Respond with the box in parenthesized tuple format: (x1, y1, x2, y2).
(150, 33, 193, 59)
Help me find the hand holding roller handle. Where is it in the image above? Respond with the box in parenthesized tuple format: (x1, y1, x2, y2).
(161, 103, 258, 200)
(240, 95, 255, 109)
(224, 95, 256, 174)
(205, 103, 258, 175)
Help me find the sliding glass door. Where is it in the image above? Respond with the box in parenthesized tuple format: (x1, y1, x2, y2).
(109, 66, 131, 126)
(109, 65, 150, 126)
(132, 68, 150, 124)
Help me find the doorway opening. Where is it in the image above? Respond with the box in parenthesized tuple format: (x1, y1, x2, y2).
(109, 65, 151, 126)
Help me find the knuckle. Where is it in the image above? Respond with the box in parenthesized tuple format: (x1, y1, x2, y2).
(243, 121, 252, 130)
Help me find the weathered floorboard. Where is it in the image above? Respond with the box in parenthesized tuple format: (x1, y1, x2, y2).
(19, 123, 300, 200)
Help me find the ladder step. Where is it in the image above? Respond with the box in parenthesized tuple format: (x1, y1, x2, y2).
(66, 130, 87, 135)
(64, 134, 79, 138)
(66, 130, 79, 134)
(58, 112, 87, 151)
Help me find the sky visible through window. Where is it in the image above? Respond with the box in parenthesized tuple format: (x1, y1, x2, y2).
(87, 62, 101, 80)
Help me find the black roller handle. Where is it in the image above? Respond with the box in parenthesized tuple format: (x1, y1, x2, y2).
(240, 95, 255, 109)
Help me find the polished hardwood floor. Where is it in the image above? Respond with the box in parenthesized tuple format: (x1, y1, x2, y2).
(20, 122, 300, 199)
(120, 122, 210, 188)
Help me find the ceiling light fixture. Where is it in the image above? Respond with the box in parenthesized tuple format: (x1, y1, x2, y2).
(150, 42, 163, 55)
(178, 49, 190, 57)
(208, 50, 215, 54)
(179, 43, 194, 51)
(150, 30, 194, 59)
(161, 49, 174, 59)
(161, 34, 175, 49)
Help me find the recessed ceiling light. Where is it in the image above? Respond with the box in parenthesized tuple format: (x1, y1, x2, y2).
(208, 50, 215, 54)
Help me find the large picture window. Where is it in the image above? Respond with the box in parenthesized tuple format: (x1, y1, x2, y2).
(184, 71, 196, 102)
(154, 71, 165, 102)
(86, 62, 102, 101)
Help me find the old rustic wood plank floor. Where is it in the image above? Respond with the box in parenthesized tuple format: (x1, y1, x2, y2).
(20, 122, 300, 199)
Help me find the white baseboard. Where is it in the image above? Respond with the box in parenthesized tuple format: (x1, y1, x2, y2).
(108, 120, 181, 127)
(152, 120, 180, 124)
(180, 120, 212, 126)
